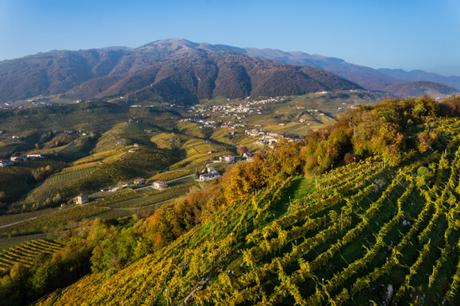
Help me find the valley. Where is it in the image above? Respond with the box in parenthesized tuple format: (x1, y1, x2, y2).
(27, 97, 460, 305)
(0, 90, 380, 247)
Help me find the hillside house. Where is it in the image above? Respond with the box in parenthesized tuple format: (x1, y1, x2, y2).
(0, 159, 13, 167)
(206, 167, 219, 176)
(133, 178, 146, 186)
(75, 194, 89, 205)
(219, 155, 235, 163)
(153, 181, 168, 190)
(26, 154, 44, 159)
(198, 173, 221, 182)
(10, 156, 25, 162)
(198, 167, 221, 182)
(243, 152, 254, 162)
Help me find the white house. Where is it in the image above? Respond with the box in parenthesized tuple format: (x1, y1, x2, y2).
(198, 167, 221, 182)
(75, 194, 89, 205)
(0, 159, 13, 167)
(219, 155, 235, 163)
(198, 173, 221, 182)
(10, 156, 25, 162)
(26, 154, 44, 159)
(153, 181, 168, 190)
(206, 167, 219, 176)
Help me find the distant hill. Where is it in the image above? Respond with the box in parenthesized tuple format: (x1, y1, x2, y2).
(0, 39, 359, 104)
(1, 39, 458, 103)
(242, 48, 403, 91)
(241, 48, 460, 94)
(383, 81, 459, 98)
(379, 68, 460, 90)
(0, 48, 127, 102)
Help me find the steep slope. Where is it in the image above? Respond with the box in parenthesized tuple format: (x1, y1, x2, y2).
(38, 114, 460, 305)
(0, 48, 127, 101)
(0, 39, 360, 104)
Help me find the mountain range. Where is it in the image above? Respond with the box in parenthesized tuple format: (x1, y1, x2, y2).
(0, 38, 458, 104)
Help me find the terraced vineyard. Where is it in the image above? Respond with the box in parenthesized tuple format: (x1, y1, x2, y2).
(39, 117, 460, 305)
(0, 239, 62, 274)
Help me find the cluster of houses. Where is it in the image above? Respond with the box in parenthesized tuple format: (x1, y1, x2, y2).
(182, 96, 311, 148)
(197, 152, 255, 182)
(245, 129, 297, 146)
(184, 97, 287, 130)
(0, 154, 45, 168)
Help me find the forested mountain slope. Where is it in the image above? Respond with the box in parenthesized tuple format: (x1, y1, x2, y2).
(0, 39, 359, 104)
(30, 97, 460, 306)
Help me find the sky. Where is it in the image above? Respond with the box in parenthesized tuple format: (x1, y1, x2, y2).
(0, 0, 459, 75)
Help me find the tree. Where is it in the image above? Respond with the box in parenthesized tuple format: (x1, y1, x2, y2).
(237, 146, 249, 156)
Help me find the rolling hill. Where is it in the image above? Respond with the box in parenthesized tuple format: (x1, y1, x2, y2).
(30, 97, 460, 306)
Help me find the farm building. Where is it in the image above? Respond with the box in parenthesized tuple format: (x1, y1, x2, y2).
(198, 173, 221, 182)
(206, 167, 219, 176)
(0, 159, 14, 167)
(198, 166, 221, 182)
(26, 154, 44, 159)
(153, 181, 168, 190)
(10, 156, 25, 162)
(75, 194, 89, 205)
(133, 178, 146, 186)
(219, 155, 235, 163)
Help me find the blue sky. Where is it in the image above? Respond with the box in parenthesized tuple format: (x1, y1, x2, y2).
(1, 0, 459, 75)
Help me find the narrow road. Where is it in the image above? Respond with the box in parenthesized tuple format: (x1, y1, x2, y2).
(0, 216, 38, 229)
(135, 173, 196, 192)
(165, 173, 196, 184)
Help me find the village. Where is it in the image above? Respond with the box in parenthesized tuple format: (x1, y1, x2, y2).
(181, 96, 315, 147)
(182, 96, 288, 130)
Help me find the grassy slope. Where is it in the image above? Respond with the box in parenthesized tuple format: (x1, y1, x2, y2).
(38, 117, 460, 305)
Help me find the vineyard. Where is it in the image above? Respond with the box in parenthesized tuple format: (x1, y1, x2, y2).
(38, 117, 460, 305)
(0, 239, 62, 274)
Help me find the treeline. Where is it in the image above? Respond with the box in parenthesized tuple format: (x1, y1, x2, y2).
(303, 96, 460, 172)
